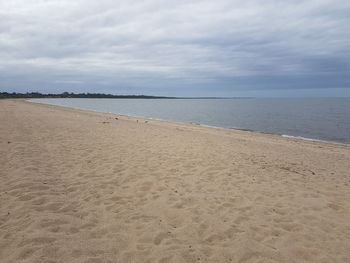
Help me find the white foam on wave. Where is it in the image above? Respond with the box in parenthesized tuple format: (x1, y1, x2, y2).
(281, 135, 349, 146)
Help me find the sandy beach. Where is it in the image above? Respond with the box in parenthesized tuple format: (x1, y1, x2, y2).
(1, 99, 350, 263)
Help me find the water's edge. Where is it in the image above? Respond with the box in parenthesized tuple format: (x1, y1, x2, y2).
(28, 99, 349, 147)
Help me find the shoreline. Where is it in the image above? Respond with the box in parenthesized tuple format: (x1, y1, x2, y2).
(27, 98, 350, 148)
(1, 99, 350, 262)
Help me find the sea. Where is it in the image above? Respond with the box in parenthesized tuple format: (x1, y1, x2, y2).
(29, 98, 350, 145)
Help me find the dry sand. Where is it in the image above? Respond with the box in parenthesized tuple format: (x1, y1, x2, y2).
(0, 99, 350, 263)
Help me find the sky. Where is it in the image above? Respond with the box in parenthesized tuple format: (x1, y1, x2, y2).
(0, 0, 350, 97)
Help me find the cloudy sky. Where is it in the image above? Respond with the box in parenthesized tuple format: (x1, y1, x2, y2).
(1, 0, 349, 97)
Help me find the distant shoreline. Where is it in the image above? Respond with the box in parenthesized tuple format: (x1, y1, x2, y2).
(29, 98, 350, 147)
(0, 91, 253, 100)
(0, 92, 173, 99)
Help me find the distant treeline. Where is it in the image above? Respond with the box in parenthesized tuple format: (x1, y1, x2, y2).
(0, 92, 172, 99)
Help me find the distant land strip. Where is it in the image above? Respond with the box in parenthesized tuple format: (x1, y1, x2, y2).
(0, 92, 173, 99)
(0, 92, 253, 99)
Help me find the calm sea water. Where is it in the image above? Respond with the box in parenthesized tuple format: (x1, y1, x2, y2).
(30, 98, 350, 145)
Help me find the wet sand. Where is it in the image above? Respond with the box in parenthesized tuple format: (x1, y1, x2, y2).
(0, 99, 350, 263)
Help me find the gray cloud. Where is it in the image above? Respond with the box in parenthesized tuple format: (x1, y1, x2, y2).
(0, 0, 350, 96)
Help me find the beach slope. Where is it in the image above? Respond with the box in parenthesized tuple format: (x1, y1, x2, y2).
(0, 99, 349, 263)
